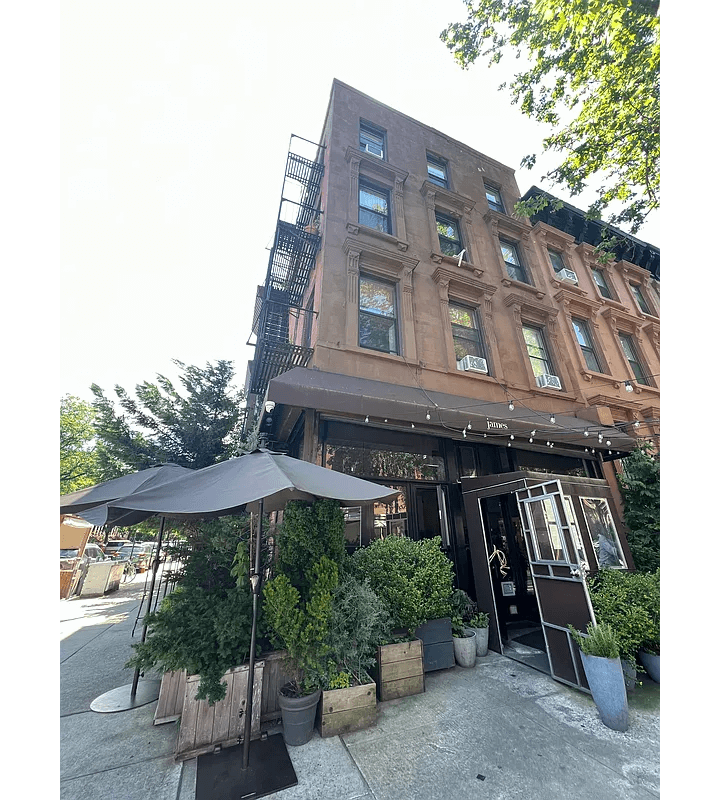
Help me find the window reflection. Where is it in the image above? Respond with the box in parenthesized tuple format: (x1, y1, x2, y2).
(580, 497, 626, 568)
(343, 506, 362, 547)
(372, 486, 408, 540)
(324, 442, 445, 481)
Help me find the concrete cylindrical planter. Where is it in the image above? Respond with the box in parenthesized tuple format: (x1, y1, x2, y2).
(469, 626, 489, 657)
(639, 650, 660, 684)
(580, 652, 629, 732)
(278, 688, 321, 746)
(452, 629, 477, 668)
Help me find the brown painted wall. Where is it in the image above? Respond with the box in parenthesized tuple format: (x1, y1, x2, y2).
(306, 80, 659, 435)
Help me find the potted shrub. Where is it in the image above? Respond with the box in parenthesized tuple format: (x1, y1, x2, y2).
(263, 556, 338, 745)
(354, 536, 455, 673)
(451, 616, 477, 667)
(636, 570, 660, 683)
(570, 622, 629, 732)
(587, 569, 655, 688)
(467, 611, 490, 657)
(317, 574, 390, 737)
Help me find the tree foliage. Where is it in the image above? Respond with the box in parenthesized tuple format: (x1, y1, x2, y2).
(442, 0, 659, 233)
(617, 443, 660, 572)
(90, 359, 246, 478)
(60, 394, 101, 494)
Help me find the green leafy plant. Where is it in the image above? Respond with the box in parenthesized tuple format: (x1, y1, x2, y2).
(617, 444, 660, 573)
(587, 569, 659, 669)
(126, 516, 260, 704)
(352, 536, 454, 637)
(263, 556, 339, 696)
(451, 616, 471, 638)
(468, 611, 489, 629)
(569, 622, 620, 660)
(327, 574, 391, 686)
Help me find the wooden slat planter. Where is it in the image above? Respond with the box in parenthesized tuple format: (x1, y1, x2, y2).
(376, 639, 425, 701)
(175, 662, 264, 762)
(154, 670, 187, 725)
(318, 682, 377, 738)
(259, 650, 298, 723)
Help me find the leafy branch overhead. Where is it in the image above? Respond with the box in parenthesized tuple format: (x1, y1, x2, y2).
(442, 0, 659, 233)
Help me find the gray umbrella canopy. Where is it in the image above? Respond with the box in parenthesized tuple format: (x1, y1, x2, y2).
(60, 464, 195, 516)
(106, 449, 399, 520)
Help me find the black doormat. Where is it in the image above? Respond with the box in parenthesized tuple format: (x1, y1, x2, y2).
(513, 630, 546, 652)
(196, 735, 298, 800)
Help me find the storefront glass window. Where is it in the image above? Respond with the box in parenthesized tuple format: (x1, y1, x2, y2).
(580, 497, 626, 568)
(324, 442, 445, 482)
(528, 497, 568, 562)
(372, 486, 408, 540)
(343, 506, 362, 547)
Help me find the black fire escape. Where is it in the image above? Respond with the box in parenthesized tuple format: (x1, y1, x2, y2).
(246, 135, 325, 411)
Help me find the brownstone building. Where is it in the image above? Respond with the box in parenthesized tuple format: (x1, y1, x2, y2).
(244, 81, 659, 688)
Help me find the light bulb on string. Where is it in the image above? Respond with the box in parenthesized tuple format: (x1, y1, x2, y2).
(510, 434, 514, 440)
(531, 430, 536, 437)
(467, 422, 472, 430)
(529, 437, 533, 443)
(550, 413, 556, 424)
(411, 423, 415, 429)
(508, 401, 514, 411)
(625, 381, 634, 393)
(634, 420, 640, 428)
(583, 429, 589, 437)
(364, 415, 369, 423)
(426, 410, 431, 420)
(605, 440, 611, 446)
(550, 442, 554, 448)
(462, 428, 467, 438)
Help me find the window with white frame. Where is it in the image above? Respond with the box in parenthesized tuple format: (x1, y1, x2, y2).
(548, 250, 566, 274)
(572, 317, 603, 373)
(359, 180, 391, 234)
(359, 274, 399, 354)
(630, 283, 652, 314)
(359, 121, 385, 159)
(592, 268, 613, 299)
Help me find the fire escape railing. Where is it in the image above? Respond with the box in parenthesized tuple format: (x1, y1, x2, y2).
(247, 136, 325, 402)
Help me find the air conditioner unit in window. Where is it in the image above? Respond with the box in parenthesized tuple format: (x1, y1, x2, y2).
(536, 373, 562, 390)
(458, 355, 488, 374)
(557, 268, 578, 284)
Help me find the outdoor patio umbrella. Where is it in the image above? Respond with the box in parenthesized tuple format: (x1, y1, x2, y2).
(60, 464, 195, 711)
(104, 448, 399, 792)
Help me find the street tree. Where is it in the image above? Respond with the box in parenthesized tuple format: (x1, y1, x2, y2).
(441, 0, 660, 233)
(60, 394, 101, 494)
(91, 359, 247, 479)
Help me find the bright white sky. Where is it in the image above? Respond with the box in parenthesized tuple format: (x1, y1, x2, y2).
(60, 0, 663, 404)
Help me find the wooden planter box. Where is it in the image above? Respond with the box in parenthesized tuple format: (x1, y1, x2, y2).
(416, 617, 455, 672)
(174, 662, 264, 762)
(317, 682, 377, 738)
(376, 639, 425, 701)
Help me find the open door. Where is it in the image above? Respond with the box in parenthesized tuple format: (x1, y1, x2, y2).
(515, 480, 594, 692)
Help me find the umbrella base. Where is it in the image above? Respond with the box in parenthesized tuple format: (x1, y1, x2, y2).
(90, 680, 161, 713)
(196, 735, 298, 800)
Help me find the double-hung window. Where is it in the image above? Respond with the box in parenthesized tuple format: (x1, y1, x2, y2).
(572, 317, 603, 373)
(592, 268, 613, 299)
(485, 183, 504, 213)
(449, 303, 486, 364)
(359, 275, 399, 354)
(618, 332, 650, 385)
(523, 325, 554, 380)
(359, 121, 385, 159)
(436, 212, 463, 257)
(548, 250, 566, 274)
(427, 153, 448, 188)
(359, 180, 391, 234)
(630, 283, 652, 314)
(500, 240, 529, 283)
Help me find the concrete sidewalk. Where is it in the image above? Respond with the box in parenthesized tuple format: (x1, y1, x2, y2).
(60, 579, 659, 800)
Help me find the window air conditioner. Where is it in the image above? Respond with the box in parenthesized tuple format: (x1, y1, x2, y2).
(557, 268, 578, 284)
(458, 355, 488, 374)
(536, 373, 562, 390)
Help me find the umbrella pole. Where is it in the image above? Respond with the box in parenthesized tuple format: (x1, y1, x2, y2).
(242, 501, 263, 770)
(131, 516, 166, 699)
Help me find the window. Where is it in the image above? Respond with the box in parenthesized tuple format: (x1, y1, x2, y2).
(592, 268, 613, 299)
(359, 274, 398, 354)
(548, 250, 566, 274)
(580, 497, 627, 568)
(630, 283, 652, 314)
(449, 303, 486, 363)
(427, 153, 448, 188)
(618, 332, 650, 385)
(359, 121, 385, 159)
(522, 325, 555, 379)
(500, 240, 529, 283)
(572, 317, 603, 372)
(436, 212, 463, 257)
(485, 183, 504, 213)
(359, 180, 391, 234)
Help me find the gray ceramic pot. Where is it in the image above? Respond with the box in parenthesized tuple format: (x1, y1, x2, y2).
(580, 652, 629, 732)
(468, 626, 489, 656)
(278, 687, 321, 746)
(453, 629, 477, 667)
(639, 650, 660, 683)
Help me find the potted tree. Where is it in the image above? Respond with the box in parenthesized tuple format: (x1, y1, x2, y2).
(570, 623, 629, 732)
(317, 574, 390, 737)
